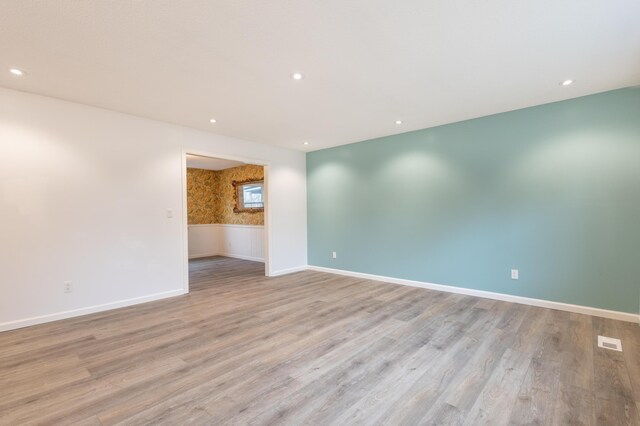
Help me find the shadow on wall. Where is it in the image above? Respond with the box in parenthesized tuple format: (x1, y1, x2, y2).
(306, 88, 640, 314)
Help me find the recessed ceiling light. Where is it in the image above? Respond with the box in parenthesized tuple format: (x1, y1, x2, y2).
(303, 142, 309, 146)
(395, 120, 403, 125)
(292, 72, 303, 80)
(209, 119, 217, 123)
(561, 79, 574, 86)
(9, 68, 24, 76)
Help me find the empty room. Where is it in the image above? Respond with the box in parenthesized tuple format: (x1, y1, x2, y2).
(0, 1, 639, 425)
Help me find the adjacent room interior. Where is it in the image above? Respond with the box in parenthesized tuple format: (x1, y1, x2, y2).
(0, 1, 638, 425)
(185, 154, 267, 290)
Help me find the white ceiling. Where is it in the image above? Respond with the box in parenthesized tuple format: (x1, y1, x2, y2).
(1, 1, 639, 152)
(186, 155, 244, 171)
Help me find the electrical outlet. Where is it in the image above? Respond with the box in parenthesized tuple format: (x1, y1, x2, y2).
(332, 251, 337, 259)
(64, 281, 73, 293)
(511, 269, 519, 280)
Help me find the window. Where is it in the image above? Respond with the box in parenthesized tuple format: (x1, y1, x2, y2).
(241, 183, 264, 208)
(233, 180, 264, 212)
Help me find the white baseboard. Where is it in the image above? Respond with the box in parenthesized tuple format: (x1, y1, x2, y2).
(189, 252, 219, 259)
(189, 252, 265, 263)
(0, 289, 185, 333)
(4, 265, 634, 333)
(307, 265, 639, 324)
(269, 265, 309, 277)
(220, 253, 265, 263)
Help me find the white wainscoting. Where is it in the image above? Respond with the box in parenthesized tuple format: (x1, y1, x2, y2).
(188, 224, 219, 259)
(188, 224, 264, 262)
(217, 224, 265, 262)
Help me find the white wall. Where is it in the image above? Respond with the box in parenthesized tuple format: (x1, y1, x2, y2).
(188, 225, 220, 259)
(188, 224, 264, 262)
(0, 87, 307, 331)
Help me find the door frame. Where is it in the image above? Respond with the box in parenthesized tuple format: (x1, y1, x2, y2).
(181, 148, 272, 294)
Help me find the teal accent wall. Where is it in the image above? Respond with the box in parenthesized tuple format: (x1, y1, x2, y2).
(307, 88, 640, 314)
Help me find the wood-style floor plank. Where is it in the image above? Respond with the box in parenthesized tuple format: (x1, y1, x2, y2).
(0, 256, 638, 425)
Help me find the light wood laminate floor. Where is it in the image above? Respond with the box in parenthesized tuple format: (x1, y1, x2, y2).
(1, 256, 639, 425)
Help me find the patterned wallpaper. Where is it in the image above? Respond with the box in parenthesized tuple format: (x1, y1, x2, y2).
(187, 164, 264, 225)
(214, 164, 264, 225)
(187, 168, 217, 224)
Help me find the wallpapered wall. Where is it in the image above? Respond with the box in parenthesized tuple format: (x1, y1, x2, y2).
(187, 168, 217, 224)
(187, 164, 264, 225)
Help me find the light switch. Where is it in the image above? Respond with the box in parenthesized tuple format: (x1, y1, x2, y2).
(166, 208, 173, 218)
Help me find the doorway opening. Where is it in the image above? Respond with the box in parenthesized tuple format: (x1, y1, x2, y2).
(182, 151, 270, 293)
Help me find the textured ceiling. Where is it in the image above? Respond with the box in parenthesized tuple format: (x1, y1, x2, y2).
(1, 1, 639, 151)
